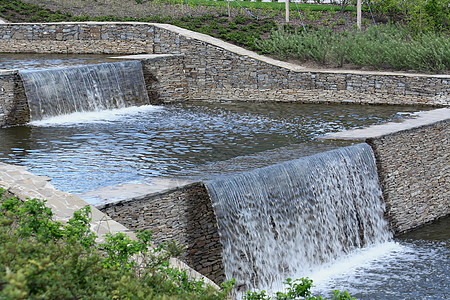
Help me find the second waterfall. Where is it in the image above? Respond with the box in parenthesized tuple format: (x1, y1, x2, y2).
(206, 143, 392, 292)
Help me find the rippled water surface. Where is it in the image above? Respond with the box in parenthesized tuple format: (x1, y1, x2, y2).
(310, 216, 449, 300)
(0, 101, 422, 199)
(0, 100, 446, 299)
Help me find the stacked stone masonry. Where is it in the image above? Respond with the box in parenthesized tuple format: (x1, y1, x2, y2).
(0, 22, 448, 110)
(97, 182, 225, 284)
(367, 120, 450, 234)
(140, 55, 188, 104)
(0, 70, 29, 127)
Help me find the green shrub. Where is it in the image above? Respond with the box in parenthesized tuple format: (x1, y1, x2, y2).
(0, 189, 232, 299)
(243, 277, 355, 300)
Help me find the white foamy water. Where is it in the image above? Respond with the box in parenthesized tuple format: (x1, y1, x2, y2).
(310, 237, 449, 299)
(206, 144, 392, 293)
(307, 241, 405, 292)
(29, 105, 162, 126)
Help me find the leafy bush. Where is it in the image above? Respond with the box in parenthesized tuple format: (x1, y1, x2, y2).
(370, 0, 449, 33)
(243, 278, 355, 300)
(0, 188, 355, 299)
(0, 188, 232, 299)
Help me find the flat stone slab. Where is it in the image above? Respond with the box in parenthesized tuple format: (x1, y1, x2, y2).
(321, 108, 450, 141)
(110, 54, 183, 60)
(81, 178, 193, 206)
(0, 69, 18, 75)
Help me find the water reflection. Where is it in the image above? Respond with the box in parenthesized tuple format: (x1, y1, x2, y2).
(0, 101, 424, 197)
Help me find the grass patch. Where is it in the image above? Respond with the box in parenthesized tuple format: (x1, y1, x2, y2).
(165, 0, 356, 12)
(0, 0, 71, 22)
(256, 24, 450, 73)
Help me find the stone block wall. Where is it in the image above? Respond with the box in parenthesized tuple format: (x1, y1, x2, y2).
(140, 54, 188, 104)
(0, 70, 29, 127)
(97, 182, 225, 284)
(0, 23, 155, 53)
(367, 119, 450, 234)
(0, 22, 449, 108)
(154, 24, 449, 106)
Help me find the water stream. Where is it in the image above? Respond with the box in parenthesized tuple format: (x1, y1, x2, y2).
(0, 102, 422, 202)
(0, 55, 446, 298)
(206, 144, 392, 292)
(19, 61, 149, 120)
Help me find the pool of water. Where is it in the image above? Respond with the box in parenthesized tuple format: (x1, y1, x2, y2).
(310, 216, 449, 300)
(0, 99, 446, 299)
(0, 53, 118, 71)
(0, 101, 423, 203)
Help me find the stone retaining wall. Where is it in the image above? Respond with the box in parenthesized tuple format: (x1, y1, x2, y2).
(0, 23, 155, 53)
(139, 54, 188, 104)
(1, 22, 449, 109)
(323, 108, 450, 234)
(177, 38, 449, 106)
(97, 182, 225, 284)
(0, 70, 29, 127)
(367, 120, 449, 234)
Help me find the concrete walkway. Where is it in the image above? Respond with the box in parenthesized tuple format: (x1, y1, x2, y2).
(0, 162, 218, 288)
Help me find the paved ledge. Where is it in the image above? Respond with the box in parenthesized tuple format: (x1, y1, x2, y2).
(0, 162, 135, 240)
(0, 69, 18, 75)
(321, 108, 450, 141)
(110, 54, 183, 60)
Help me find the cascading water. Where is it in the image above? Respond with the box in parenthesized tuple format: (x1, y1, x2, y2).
(19, 60, 150, 121)
(206, 143, 392, 293)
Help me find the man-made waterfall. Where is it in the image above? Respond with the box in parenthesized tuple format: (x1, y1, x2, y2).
(19, 61, 150, 121)
(206, 143, 392, 292)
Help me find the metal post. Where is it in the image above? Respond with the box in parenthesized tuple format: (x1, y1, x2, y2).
(286, 0, 289, 23)
(357, 0, 362, 30)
